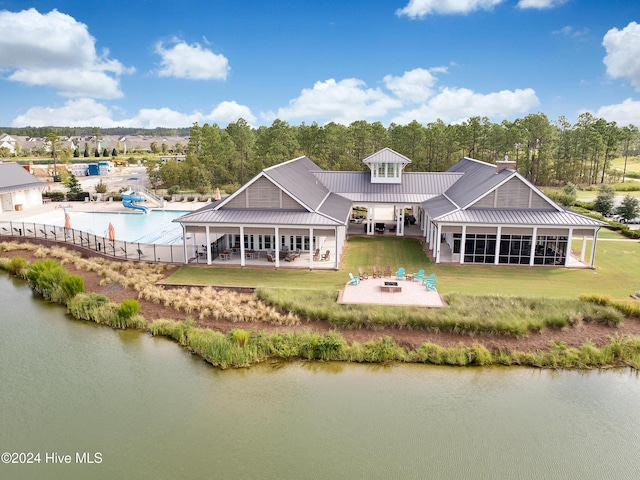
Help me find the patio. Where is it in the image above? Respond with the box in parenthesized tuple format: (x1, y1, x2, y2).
(338, 276, 445, 307)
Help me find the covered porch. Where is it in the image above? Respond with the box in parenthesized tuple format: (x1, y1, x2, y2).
(181, 224, 344, 270)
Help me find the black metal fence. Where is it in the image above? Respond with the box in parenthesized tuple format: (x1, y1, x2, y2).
(0, 220, 188, 264)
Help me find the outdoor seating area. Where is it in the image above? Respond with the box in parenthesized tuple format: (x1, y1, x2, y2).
(339, 270, 444, 307)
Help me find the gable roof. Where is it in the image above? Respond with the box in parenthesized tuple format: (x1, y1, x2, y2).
(0, 163, 46, 193)
(263, 156, 329, 211)
(362, 147, 412, 164)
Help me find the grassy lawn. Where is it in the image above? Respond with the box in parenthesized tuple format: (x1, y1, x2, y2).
(166, 233, 640, 300)
(611, 156, 640, 173)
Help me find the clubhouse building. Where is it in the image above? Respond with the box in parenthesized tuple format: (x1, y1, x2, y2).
(175, 148, 605, 269)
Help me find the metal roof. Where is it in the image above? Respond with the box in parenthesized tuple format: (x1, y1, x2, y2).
(444, 157, 513, 209)
(435, 208, 606, 227)
(0, 163, 46, 193)
(422, 194, 458, 218)
(264, 156, 329, 211)
(361, 147, 412, 164)
(313, 171, 460, 203)
(174, 208, 343, 226)
(317, 192, 353, 223)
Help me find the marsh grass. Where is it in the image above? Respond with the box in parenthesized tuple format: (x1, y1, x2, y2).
(257, 289, 625, 337)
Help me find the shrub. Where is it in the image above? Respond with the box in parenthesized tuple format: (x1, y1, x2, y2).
(43, 191, 65, 202)
(67, 293, 111, 321)
(26, 259, 66, 302)
(60, 274, 84, 301)
(117, 299, 141, 320)
(167, 186, 180, 195)
(6, 257, 29, 277)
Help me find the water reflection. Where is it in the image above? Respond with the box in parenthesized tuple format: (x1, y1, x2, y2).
(1, 274, 639, 480)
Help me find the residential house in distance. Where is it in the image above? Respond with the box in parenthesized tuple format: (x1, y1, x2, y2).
(0, 162, 47, 213)
(175, 148, 605, 269)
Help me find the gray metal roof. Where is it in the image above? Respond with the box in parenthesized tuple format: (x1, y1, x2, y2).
(313, 171, 460, 203)
(174, 208, 343, 226)
(444, 158, 514, 209)
(264, 156, 329, 211)
(0, 163, 46, 193)
(422, 194, 458, 218)
(361, 147, 412, 164)
(317, 192, 353, 223)
(435, 208, 606, 227)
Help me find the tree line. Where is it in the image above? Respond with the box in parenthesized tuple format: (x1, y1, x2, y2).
(151, 113, 639, 193)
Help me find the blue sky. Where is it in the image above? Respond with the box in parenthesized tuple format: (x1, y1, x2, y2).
(0, 0, 638, 129)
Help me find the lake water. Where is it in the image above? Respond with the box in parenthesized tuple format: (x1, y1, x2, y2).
(17, 210, 188, 244)
(1, 273, 640, 480)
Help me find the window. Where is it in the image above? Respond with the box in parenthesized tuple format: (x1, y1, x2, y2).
(533, 235, 567, 265)
(498, 234, 532, 265)
(462, 234, 496, 264)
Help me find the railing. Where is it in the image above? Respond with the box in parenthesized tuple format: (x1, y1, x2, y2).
(141, 187, 165, 207)
(0, 220, 190, 264)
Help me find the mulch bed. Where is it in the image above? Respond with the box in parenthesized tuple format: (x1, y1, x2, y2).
(5, 248, 640, 352)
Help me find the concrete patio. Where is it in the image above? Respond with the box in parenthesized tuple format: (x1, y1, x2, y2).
(338, 276, 445, 308)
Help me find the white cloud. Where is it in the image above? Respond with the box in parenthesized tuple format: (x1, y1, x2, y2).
(391, 87, 539, 124)
(155, 39, 230, 80)
(383, 68, 440, 103)
(11, 98, 119, 127)
(603, 22, 640, 91)
(269, 78, 402, 124)
(0, 8, 131, 99)
(208, 101, 256, 124)
(552, 25, 589, 39)
(517, 0, 567, 9)
(11, 98, 254, 128)
(396, 0, 504, 18)
(595, 98, 640, 127)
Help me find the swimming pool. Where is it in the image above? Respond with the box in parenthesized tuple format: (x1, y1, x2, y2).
(20, 210, 189, 244)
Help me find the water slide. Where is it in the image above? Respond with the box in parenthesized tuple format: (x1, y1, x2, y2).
(122, 191, 149, 213)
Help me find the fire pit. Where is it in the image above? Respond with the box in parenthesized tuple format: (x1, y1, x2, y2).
(380, 280, 402, 292)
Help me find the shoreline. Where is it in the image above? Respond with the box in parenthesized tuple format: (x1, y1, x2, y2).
(2, 241, 640, 370)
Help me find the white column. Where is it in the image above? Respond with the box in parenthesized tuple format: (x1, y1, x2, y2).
(182, 225, 188, 264)
(529, 227, 537, 266)
(459, 225, 466, 264)
(239, 225, 245, 266)
(206, 225, 211, 265)
(580, 236, 587, 262)
(435, 223, 442, 263)
(564, 227, 573, 267)
(367, 206, 374, 235)
(334, 226, 339, 270)
(590, 229, 599, 269)
(274, 227, 279, 268)
(309, 227, 314, 270)
(398, 206, 404, 236)
(494, 226, 501, 265)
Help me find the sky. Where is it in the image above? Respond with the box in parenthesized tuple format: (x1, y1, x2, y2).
(0, 0, 638, 129)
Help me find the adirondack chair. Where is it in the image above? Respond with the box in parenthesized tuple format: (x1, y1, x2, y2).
(383, 265, 391, 277)
(358, 267, 368, 279)
(395, 267, 405, 280)
(422, 273, 435, 285)
(425, 276, 438, 291)
(348, 273, 361, 285)
(412, 269, 425, 282)
(372, 265, 381, 278)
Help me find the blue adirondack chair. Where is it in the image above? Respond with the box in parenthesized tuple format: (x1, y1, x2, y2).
(422, 273, 435, 285)
(395, 267, 405, 280)
(412, 269, 425, 282)
(348, 273, 361, 285)
(425, 276, 438, 291)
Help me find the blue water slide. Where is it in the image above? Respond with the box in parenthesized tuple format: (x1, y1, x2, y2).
(122, 192, 149, 213)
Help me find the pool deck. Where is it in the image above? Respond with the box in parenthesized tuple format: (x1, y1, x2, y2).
(338, 277, 445, 308)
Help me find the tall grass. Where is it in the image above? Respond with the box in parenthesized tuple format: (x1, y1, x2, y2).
(257, 289, 627, 337)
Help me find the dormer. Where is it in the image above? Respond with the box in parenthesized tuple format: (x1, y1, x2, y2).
(362, 148, 411, 184)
